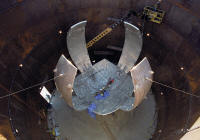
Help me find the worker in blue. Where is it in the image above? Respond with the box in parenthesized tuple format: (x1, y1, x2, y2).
(95, 90, 110, 100)
(87, 103, 96, 118)
(88, 90, 110, 118)
(88, 78, 113, 118)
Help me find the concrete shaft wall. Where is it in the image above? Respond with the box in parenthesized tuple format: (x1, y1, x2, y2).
(0, 0, 200, 139)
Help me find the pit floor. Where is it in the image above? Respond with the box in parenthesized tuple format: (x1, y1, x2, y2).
(48, 91, 157, 140)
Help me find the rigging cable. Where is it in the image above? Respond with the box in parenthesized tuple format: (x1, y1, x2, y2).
(0, 72, 200, 100)
(1, 73, 64, 99)
(146, 78, 200, 98)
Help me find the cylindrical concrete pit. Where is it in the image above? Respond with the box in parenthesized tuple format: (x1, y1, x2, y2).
(0, 0, 200, 140)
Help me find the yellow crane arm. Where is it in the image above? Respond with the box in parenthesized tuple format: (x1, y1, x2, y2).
(86, 27, 113, 49)
(86, 10, 138, 48)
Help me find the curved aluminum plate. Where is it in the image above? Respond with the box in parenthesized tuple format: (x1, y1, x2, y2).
(118, 22, 143, 73)
(130, 57, 153, 108)
(67, 21, 92, 73)
(54, 55, 77, 107)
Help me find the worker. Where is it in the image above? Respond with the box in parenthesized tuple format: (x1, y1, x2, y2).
(88, 103, 96, 118)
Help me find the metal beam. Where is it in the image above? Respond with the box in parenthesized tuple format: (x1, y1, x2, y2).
(107, 45, 122, 52)
(94, 51, 114, 55)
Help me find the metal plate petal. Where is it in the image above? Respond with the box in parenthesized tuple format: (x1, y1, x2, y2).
(130, 57, 153, 108)
(67, 21, 92, 73)
(118, 22, 143, 73)
(54, 55, 77, 107)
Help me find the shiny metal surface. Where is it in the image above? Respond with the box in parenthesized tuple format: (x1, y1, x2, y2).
(73, 59, 134, 115)
(67, 21, 92, 73)
(40, 86, 51, 103)
(57, 21, 152, 114)
(54, 55, 77, 107)
(118, 22, 143, 73)
(130, 57, 153, 108)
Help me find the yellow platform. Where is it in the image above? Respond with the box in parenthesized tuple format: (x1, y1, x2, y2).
(143, 6, 165, 24)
